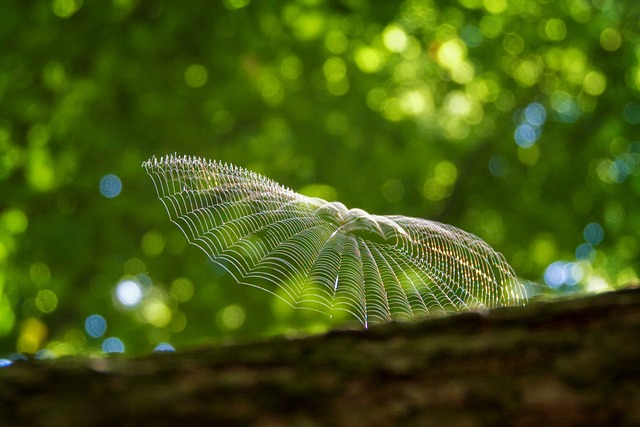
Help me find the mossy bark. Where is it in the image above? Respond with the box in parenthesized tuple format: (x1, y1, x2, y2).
(2, 288, 640, 427)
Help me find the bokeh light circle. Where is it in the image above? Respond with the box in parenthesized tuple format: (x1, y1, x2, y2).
(116, 280, 143, 307)
(84, 314, 107, 338)
(100, 174, 122, 198)
(102, 337, 125, 353)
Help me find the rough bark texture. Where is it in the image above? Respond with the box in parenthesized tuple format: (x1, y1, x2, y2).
(2, 288, 640, 427)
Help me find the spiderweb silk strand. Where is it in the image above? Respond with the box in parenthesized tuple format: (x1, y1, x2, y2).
(143, 154, 527, 327)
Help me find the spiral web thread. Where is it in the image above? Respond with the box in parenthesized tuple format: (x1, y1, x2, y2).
(143, 154, 527, 327)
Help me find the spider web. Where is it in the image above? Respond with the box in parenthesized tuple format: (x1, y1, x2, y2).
(143, 154, 527, 327)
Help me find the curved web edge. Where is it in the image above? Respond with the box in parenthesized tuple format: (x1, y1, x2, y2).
(391, 215, 527, 309)
(142, 155, 342, 317)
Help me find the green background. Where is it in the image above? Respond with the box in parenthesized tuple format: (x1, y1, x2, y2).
(1, 0, 639, 356)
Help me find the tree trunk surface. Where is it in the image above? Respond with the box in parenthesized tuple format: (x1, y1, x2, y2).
(2, 288, 640, 427)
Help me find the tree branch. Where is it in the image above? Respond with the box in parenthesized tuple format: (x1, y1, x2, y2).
(2, 288, 640, 426)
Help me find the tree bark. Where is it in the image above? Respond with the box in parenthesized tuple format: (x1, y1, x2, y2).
(2, 288, 640, 427)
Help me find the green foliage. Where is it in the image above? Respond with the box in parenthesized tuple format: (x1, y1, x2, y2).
(1, 0, 638, 356)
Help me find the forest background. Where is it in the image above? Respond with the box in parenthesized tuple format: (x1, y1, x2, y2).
(1, 0, 639, 357)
